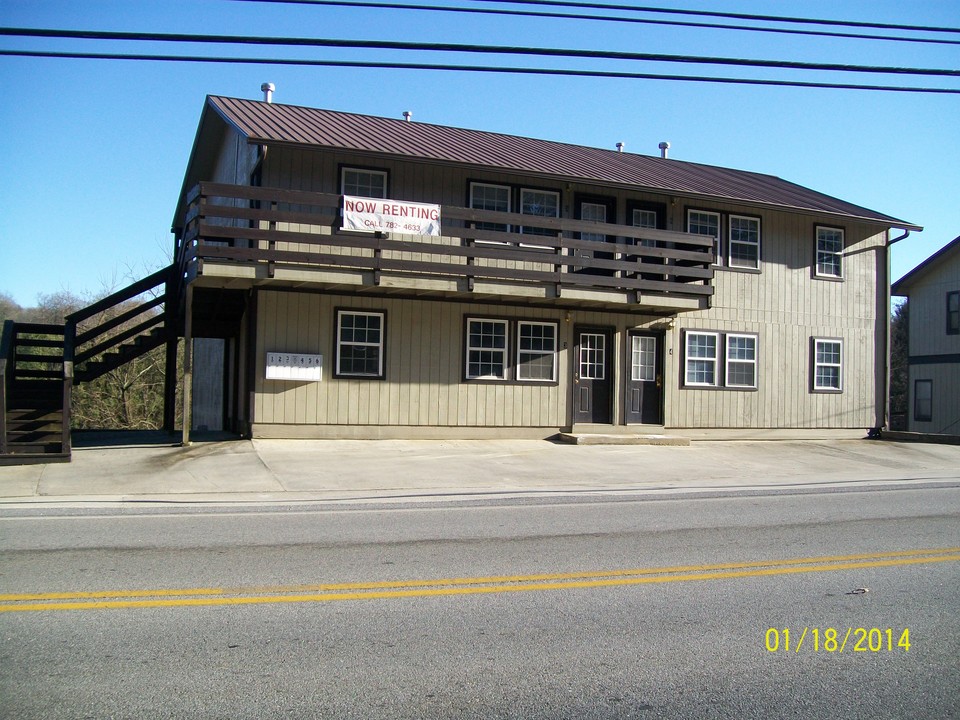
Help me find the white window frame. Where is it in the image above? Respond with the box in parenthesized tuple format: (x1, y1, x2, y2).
(340, 167, 388, 199)
(725, 333, 757, 388)
(519, 187, 560, 244)
(812, 338, 843, 392)
(684, 331, 720, 387)
(687, 210, 722, 267)
(516, 321, 558, 382)
(335, 310, 385, 379)
(631, 334, 657, 382)
(469, 181, 511, 239)
(465, 318, 509, 380)
(728, 215, 761, 270)
(815, 226, 844, 279)
(633, 208, 658, 248)
(579, 201, 607, 243)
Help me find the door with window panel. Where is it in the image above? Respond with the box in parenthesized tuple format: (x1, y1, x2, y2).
(573, 327, 612, 424)
(625, 331, 663, 424)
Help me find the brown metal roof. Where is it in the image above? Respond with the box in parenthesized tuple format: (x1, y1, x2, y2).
(206, 95, 919, 229)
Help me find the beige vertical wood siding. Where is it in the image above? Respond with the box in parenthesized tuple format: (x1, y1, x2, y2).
(236, 144, 893, 431)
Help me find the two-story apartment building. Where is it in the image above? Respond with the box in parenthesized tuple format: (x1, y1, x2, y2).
(892, 236, 960, 435)
(172, 94, 920, 441)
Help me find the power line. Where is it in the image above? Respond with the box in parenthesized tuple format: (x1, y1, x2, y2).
(3, 28, 959, 77)
(469, 0, 960, 35)
(230, 0, 960, 47)
(3, 50, 959, 94)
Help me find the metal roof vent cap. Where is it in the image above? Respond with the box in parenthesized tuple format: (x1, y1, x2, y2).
(261, 83, 275, 103)
(616, 142, 625, 153)
(403, 111, 413, 122)
(659, 141, 671, 159)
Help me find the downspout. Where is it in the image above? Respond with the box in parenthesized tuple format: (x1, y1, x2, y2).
(880, 228, 912, 436)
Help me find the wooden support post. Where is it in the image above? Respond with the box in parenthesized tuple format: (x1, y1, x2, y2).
(181, 284, 194, 446)
(62, 322, 75, 456)
(163, 270, 179, 434)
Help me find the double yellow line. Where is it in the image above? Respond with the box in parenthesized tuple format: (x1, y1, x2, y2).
(2, 547, 958, 614)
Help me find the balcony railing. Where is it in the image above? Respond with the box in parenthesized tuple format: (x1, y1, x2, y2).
(178, 183, 714, 303)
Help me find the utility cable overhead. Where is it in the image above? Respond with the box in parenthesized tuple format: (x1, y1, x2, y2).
(230, 0, 960, 47)
(2, 28, 959, 77)
(470, 0, 960, 35)
(3, 50, 958, 94)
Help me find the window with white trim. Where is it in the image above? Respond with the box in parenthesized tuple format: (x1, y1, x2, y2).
(815, 226, 844, 278)
(335, 310, 385, 378)
(633, 208, 658, 248)
(914, 379, 933, 422)
(341, 168, 387, 198)
(725, 334, 757, 388)
(631, 335, 656, 381)
(685, 331, 719, 387)
(465, 318, 509, 380)
(469, 181, 511, 234)
(516, 321, 558, 381)
(728, 215, 760, 270)
(579, 202, 607, 243)
(687, 210, 721, 266)
(812, 338, 843, 391)
(520, 188, 560, 237)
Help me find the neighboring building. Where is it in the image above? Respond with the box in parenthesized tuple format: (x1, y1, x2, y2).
(167, 94, 921, 440)
(892, 236, 960, 435)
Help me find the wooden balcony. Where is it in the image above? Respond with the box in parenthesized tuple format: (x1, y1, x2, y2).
(178, 183, 714, 311)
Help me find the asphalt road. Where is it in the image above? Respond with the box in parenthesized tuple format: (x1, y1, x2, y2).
(2, 484, 959, 719)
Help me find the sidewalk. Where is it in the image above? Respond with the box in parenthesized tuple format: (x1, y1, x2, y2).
(1, 431, 959, 506)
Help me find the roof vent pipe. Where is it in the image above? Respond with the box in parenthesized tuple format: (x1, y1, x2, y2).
(403, 111, 413, 122)
(659, 141, 670, 159)
(616, 142, 625, 153)
(261, 82, 275, 103)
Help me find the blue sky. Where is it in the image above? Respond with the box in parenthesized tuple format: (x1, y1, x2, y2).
(1, 0, 958, 306)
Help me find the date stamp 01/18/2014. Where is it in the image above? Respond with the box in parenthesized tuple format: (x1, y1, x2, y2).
(765, 627, 911, 654)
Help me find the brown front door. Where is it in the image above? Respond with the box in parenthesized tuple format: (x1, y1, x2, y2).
(625, 330, 664, 425)
(573, 327, 613, 424)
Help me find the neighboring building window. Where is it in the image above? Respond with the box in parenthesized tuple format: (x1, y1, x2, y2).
(687, 210, 721, 266)
(812, 338, 843, 391)
(335, 310, 385, 378)
(728, 215, 760, 270)
(815, 226, 844, 278)
(725, 334, 757, 388)
(469, 181, 511, 234)
(947, 291, 960, 335)
(466, 318, 508, 380)
(520, 188, 560, 236)
(914, 379, 933, 422)
(685, 331, 720, 387)
(341, 168, 387, 198)
(516, 321, 558, 382)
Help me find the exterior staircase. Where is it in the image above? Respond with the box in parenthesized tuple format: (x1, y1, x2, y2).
(1, 266, 180, 465)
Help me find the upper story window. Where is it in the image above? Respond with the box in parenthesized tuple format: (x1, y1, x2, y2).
(947, 291, 959, 335)
(341, 167, 387, 198)
(520, 188, 560, 237)
(579, 201, 608, 242)
(728, 215, 761, 270)
(815, 226, 844, 279)
(469, 181, 511, 233)
(687, 210, 721, 266)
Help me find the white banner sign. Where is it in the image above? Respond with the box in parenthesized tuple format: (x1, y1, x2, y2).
(265, 352, 323, 381)
(342, 195, 441, 237)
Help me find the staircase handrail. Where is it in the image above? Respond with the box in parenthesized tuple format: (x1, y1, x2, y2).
(65, 265, 172, 325)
